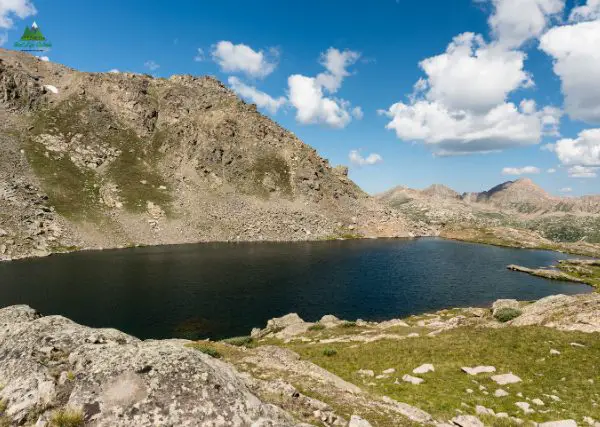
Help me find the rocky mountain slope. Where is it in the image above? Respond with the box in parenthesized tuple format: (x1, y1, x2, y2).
(378, 179, 600, 254)
(0, 49, 412, 261)
(1, 294, 598, 426)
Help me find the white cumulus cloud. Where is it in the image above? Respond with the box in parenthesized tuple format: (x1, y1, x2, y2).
(554, 128, 600, 166)
(0, 0, 36, 29)
(568, 165, 598, 178)
(349, 150, 383, 166)
(287, 48, 361, 129)
(382, 99, 558, 155)
(487, 0, 565, 48)
(288, 74, 352, 128)
(559, 186, 573, 192)
(547, 168, 556, 173)
(211, 41, 278, 78)
(501, 166, 541, 175)
(418, 33, 532, 113)
(382, 28, 560, 155)
(228, 76, 286, 114)
(316, 47, 361, 93)
(569, 0, 600, 22)
(540, 19, 600, 124)
(351, 106, 364, 120)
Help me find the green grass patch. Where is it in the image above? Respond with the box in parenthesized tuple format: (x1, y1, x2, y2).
(308, 323, 326, 331)
(25, 143, 102, 220)
(186, 342, 222, 358)
(26, 96, 173, 218)
(284, 326, 600, 423)
(221, 336, 255, 347)
(340, 321, 357, 328)
(49, 408, 84, 427)
(322, 347, 337, 357)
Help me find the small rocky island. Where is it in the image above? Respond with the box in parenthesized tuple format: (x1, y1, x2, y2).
(1, 293, 599, 426)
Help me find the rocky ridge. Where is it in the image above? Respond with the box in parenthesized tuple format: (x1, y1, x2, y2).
(377, 179, 600, 255)
(0, 48, 414, 261)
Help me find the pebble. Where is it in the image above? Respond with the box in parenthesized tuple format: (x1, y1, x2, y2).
(475, 405, 494, 416)
(461, 366, 496, 375)
(550, 349, 561, 355)
(382, 368, 396, 374)
(401, 374, 424, 385)
(532, 398, 545, 406)
(570, 342, 586, 348)
(494, 389, 509, 397)
(413, 364, 434, 374)
(357, 369, 374, 377)
(515, 402, 534, 414)
(491, 373, 522, 385)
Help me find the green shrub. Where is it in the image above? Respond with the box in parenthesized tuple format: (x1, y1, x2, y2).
(494, 308, 523, 323)
(308, 323, 326, 331)
(322, 348, 338, 357)
(340, 321, 357, 328)
(186, 343, 222, 358)
(50, 408, 84, 427)
(221, 336, 254, 347)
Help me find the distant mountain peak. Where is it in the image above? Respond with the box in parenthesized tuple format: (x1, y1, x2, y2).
(422, 184, 460, 199)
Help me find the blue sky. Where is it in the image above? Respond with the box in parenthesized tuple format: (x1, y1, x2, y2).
(1, 0, 599, 196)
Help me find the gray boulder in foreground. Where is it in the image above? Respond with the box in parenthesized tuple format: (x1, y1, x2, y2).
(0, 305, 302, 426)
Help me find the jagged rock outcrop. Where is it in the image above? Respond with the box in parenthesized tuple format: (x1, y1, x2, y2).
(0, 49, 414, 261)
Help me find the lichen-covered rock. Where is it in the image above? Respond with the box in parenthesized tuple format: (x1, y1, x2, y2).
(511, 294, 600, 333)
(0, 305, 302, 426)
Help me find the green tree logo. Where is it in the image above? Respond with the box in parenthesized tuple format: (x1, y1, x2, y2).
(14, 22, 52, 51)
(19, 22, 46, 41)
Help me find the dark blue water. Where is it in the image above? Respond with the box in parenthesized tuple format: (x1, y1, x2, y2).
(0, 238, 592, 340)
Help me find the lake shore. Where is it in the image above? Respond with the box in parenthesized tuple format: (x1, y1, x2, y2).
(1, 293, 599, 426)
(2, 226, 599, 264)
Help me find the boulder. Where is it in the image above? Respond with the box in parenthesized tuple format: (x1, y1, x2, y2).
(319, 314, 342, 327)
(0, 305, 302, 426)
(511, 294, 600, 333)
